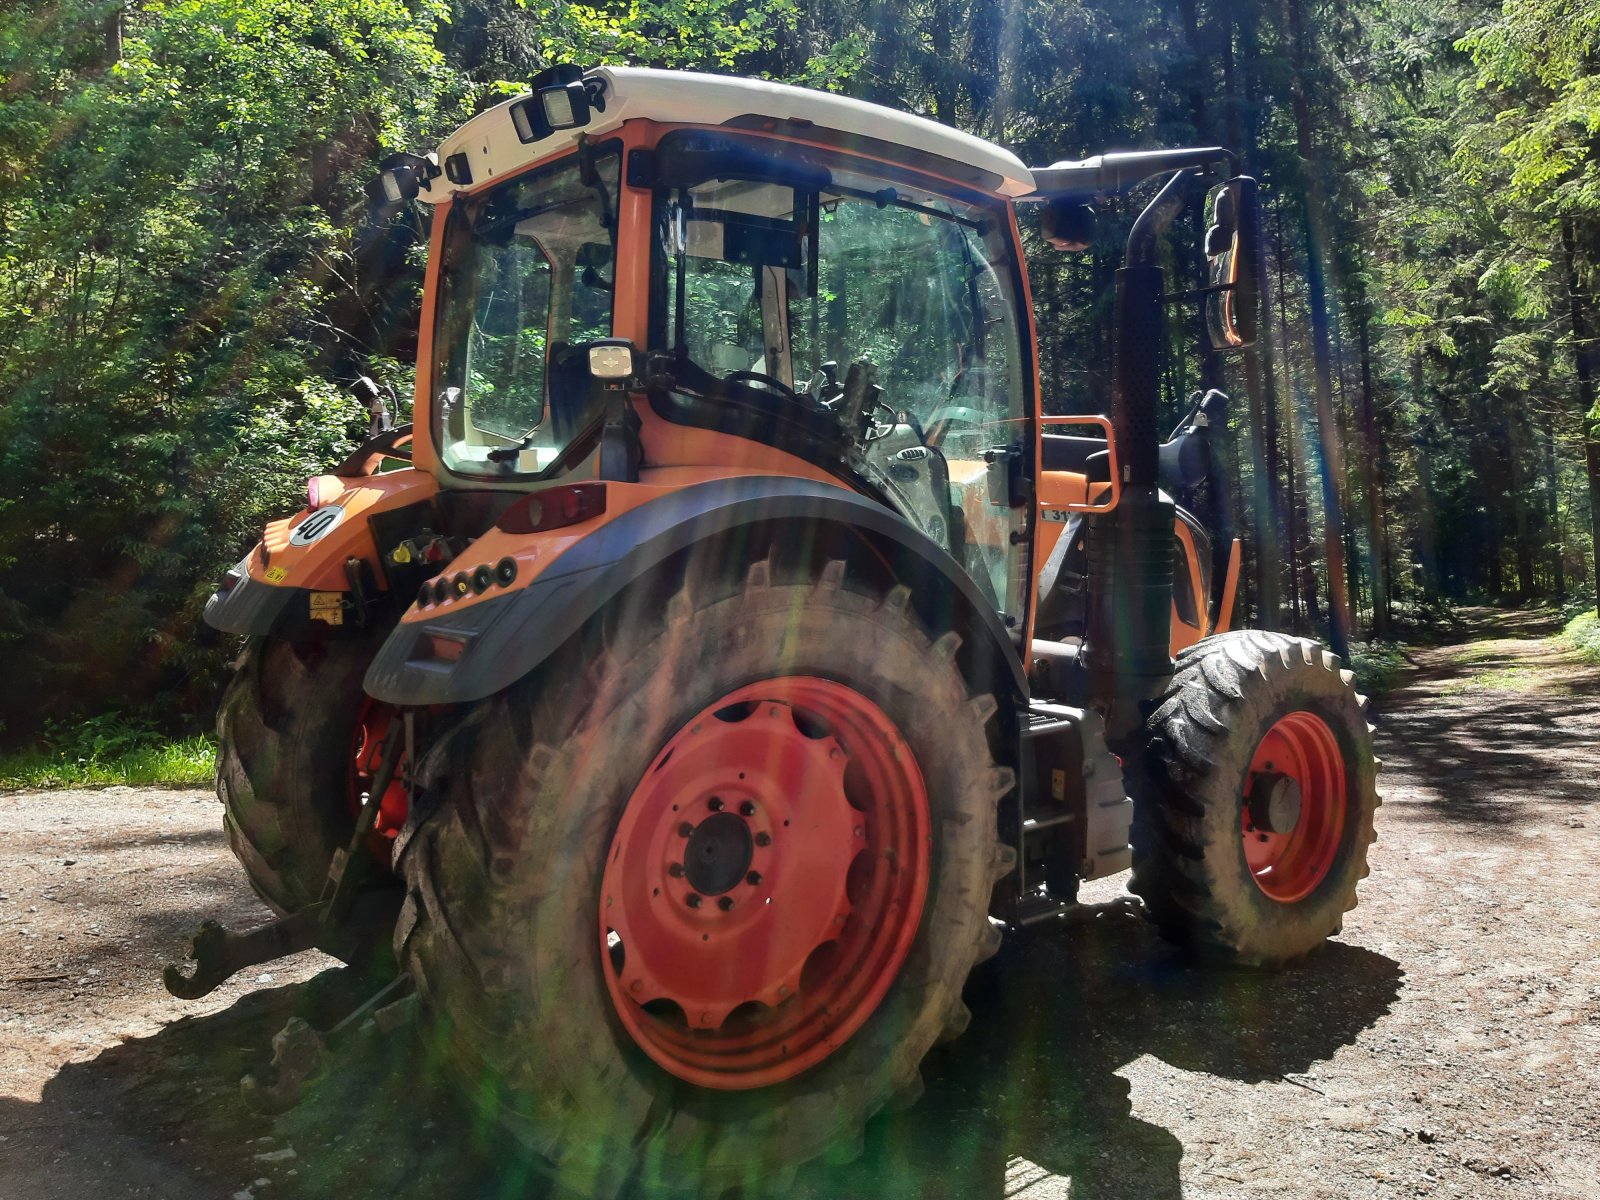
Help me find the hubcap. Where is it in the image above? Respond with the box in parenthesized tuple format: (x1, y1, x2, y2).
(599, 677, 931, 1090)
(1242, 711, 1346, 902)
(683, 811, 755, 896)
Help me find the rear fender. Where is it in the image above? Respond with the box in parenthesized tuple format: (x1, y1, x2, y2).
(204, 468, 439, 638)
(364, 476, 1025, 707)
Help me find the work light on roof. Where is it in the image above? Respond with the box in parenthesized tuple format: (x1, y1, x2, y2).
(364, 151, 439, 209)
(509, 65, 596, 144)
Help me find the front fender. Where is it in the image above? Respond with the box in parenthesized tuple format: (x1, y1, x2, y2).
(364, 476, 1025, 707)
(204, 468, 438, 638)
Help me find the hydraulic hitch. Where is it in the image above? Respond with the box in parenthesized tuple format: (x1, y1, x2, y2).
(163, 718, 406, 1000)
(162, 905, 326, 1000)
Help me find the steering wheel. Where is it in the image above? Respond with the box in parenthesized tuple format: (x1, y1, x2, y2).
(725, 369, 806, 405)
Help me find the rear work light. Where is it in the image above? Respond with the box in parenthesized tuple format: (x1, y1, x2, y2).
(496, 483, 607, 535)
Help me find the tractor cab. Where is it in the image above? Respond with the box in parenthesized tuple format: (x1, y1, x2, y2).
(379, 66, 1042, 629)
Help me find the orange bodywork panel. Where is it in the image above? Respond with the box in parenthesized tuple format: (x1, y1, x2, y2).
(398, 467, 856, 626)
(246, 468, 439, 593)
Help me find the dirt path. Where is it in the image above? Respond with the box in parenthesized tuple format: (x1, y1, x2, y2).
(2, 609, 1597, 1199)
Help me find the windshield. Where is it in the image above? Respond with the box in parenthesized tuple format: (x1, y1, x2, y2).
(652, 138, 1027, 614)
(433, 145, 619, 478)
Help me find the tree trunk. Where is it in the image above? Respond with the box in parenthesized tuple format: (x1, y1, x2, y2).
(1282, 0, 1352, 659)
(1544, 413, 1564, 597)
(1357, 313, 1391, 635)
(1272, 201, 1305, 630)
(1561, 216, 1600, 617)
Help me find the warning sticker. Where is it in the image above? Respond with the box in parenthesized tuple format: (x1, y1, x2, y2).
(264, 566, 289, 584)
(309, 592, 345, 626)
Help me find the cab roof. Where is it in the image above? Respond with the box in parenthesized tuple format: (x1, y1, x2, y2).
(422, 66, 1036, 203)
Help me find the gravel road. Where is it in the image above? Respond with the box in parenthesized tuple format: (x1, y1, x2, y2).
(1, 609, 1597, 1199)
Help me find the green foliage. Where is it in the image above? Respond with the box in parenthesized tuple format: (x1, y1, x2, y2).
(0, 0, 463, 739)
(0, 714, 214, 790)
(1347, 640, 1409, 694)
(1560, 608, 1600, 661)
(0, 0, 1595, 740)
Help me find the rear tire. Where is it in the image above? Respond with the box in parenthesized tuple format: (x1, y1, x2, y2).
(216, 636, 374, 916)
(1129, 630, 1380, 965)
(395, 557, 1015, 1198)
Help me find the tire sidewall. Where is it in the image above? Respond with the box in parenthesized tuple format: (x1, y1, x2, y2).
(218, 635, 378, 914)
(419, 576, 1002, 1188)
(1181, 640, 1378, 960)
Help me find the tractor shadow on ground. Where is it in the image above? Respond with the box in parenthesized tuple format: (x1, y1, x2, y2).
(798, 905, 1403, 1200)
(14, 911, 1400, 1200)
(0, 967, 389, 1199)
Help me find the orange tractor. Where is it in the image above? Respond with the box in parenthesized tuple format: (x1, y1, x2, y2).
(172, 66, 1379, 1196)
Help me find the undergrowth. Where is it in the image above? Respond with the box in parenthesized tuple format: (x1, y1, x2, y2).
(1348, 640, 1408, 695)
(0, 713, 215, 791)
(1561, 609, 1600, 664)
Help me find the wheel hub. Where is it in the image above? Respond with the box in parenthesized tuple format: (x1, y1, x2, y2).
(599, 677, 930, 1090)
(1242, 711, 1346, 903)
(682, 810, 755, 897)
(1247, 771, 1303, 834)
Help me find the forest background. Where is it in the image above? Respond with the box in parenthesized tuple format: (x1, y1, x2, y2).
(1, 0, 1598, 754)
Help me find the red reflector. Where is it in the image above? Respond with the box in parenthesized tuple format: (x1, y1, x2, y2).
(496, 483, 608, 535)
(424, 633, 468, 664)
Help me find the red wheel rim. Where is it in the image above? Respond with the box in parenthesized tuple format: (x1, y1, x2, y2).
(1242, 710, 1346, 903)
(599, 677, 931, 1090)
(349, 699, 409, 850)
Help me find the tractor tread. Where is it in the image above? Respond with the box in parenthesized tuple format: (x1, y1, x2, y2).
(1129, 630, 1381, 966)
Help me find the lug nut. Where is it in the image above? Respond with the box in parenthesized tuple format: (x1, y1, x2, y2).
(707, 797, 724, 812)
(668, 863, 685, 878)
(739, 800, 756, 817)
(755, 832, 772, 847)
(685, 894, 702, 908)
(746, 871, 762, 886)
(678, 822, 694, 838)
(717, 896, 734, 911)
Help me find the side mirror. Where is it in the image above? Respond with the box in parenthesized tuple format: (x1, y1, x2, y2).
(1204, 176, 1262, 350)
(1041, 198, 1097, 251)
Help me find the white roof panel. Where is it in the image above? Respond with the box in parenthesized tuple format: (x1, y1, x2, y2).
(422, 67, 1034, 203)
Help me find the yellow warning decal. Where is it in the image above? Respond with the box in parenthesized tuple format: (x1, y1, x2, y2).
(309, 592, 345, 626)
(264, 566, 289, 584)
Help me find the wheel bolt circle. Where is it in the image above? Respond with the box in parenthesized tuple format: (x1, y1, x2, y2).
(746, 870, 762, 886)
(678, 822, 694, 838)
(755, 832, 772, 847)
(717, 896, 734, 911)
(739, 800, 756, 817)
(668, 863, 685, 878)
(685, 893, 702, 908)
(708, 797, 724, 812)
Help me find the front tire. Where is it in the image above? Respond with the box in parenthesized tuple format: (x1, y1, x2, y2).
(216, 635, 402, 918)
(395, 557, 1015, 1197)
(1129, 630, 1380, 965)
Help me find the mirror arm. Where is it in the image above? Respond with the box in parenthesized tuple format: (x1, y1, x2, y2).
(1126, 170, 1194, 267)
